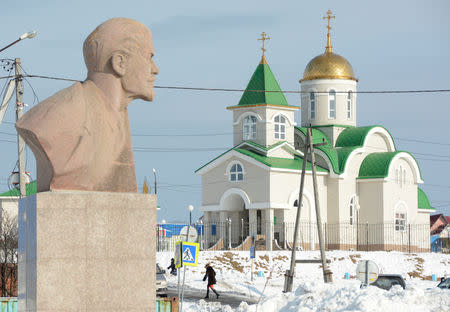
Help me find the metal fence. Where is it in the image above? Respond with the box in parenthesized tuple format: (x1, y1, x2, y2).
(156, 222, 430, 252)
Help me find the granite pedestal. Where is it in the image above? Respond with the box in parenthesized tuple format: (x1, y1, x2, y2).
(18, 191, 156, 312)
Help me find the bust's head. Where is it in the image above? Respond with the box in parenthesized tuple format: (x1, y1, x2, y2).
(83, 18, 158, 101)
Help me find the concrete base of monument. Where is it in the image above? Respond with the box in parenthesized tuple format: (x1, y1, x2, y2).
(18, 191, 156, 312)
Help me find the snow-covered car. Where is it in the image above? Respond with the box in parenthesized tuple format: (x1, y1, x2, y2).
(437, 277, 450, 289)
(156, 264, 168, 297)
(371, 274, 406, 290)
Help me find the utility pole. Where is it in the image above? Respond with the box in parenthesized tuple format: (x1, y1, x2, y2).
(284, 128, 309, 292)
(15, 58, 26, 198)
(284, 126, 332, 292)
(308, 127, 332, 283)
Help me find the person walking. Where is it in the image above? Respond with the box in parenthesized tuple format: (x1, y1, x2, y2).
(203, 263, 219, 299)
(167, 258, 177, 276)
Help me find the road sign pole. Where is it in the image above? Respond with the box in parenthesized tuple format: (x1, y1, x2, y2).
(176, 242, 182, 301)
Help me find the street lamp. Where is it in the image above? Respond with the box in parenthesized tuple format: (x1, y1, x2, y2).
(152, 168, 157, 195)
(0, 31, 37, 53)
(188, 204, 194, 226)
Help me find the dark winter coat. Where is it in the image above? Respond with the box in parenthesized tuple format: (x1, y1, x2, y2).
(203, 266, 216, 286)
(167, 260, 176, 274)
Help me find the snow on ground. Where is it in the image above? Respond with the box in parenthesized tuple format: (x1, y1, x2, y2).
(157, 250, 450, 311)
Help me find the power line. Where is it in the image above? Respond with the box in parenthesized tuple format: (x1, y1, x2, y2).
(2, 73, 450, 94)
(395, 137, 450, 147)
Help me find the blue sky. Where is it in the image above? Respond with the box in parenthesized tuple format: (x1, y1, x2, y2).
(1, 0, 449, 222)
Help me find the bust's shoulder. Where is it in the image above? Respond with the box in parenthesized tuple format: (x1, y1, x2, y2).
(41, 82, 85, 107)
(16, 82, 86, 132)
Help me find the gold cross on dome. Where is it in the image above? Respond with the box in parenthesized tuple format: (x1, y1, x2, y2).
(258, 32, 270, 56)
(323, 10, 335, 53)
(323, 10, 335, 32)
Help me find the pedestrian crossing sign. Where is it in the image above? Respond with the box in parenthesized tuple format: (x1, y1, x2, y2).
(181, 241, 199, 267)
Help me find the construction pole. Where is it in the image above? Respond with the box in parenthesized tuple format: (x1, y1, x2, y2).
(14, 58, 26, 198)
(308, 127, 332, 283)
(284, 130, 310, 292)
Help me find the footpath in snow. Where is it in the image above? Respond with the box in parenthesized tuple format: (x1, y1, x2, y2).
(157, 250, 450, 312)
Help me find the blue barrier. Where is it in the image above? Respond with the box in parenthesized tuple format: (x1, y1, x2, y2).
(0, 298, 17, 312)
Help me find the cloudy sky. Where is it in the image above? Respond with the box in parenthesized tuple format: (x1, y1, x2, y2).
(1, 0, 449, 222)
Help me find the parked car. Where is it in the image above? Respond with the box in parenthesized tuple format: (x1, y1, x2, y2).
(156, 264, 168, 297)
(437, 277, 450, 289)
(371, 274, 406, 290)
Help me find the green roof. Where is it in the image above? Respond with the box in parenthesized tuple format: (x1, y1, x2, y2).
(295, 126, 330, 146)
(295, 126, 356, 174)
(0, 180, 37, 197)
(418, 188, 434, 210)
(358, 151, 423, 180)
(335, 125, 396, 149)
(358, 152, 400, 179)
(233, 58, 290, 107)
(242, 140, 287, 152)
(234, 148, 328, 172)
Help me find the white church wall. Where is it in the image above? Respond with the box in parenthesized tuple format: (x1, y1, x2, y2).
(267, 146, 293, 159)
(269, 171, 327, 218)
(233, 107, 267, 146)
(300, 79, 357, 129)
(384, 158, 418, 223)
(358, 181, 384, 223)
(364, 131, 394, 153)
(0, 197, 19, 219)
(200, 155, 269, 208)
(265, 107, 296, 147)
(232, 106, 296, 148)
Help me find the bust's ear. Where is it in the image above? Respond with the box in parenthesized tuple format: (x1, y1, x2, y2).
(111, 52, 127, 77)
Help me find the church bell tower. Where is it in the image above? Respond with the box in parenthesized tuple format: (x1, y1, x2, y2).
(299, 10, 358, 146)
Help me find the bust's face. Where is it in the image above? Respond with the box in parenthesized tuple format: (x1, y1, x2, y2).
(121, 30, 158, 102)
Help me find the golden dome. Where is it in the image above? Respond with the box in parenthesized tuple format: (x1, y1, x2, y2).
(300, 52, 358, 82)
(301, 10, 357, 82)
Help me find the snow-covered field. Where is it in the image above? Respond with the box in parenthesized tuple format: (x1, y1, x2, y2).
(157, 250, 450, 312)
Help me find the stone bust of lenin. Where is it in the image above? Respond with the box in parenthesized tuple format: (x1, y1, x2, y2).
(16, 18, 158, 193)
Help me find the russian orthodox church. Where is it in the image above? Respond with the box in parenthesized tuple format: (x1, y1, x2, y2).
(196, 13, 435, 251)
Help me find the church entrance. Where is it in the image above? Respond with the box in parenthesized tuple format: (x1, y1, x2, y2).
(222, 192, 249, 247)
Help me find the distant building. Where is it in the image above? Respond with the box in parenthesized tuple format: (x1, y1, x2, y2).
(430, 214, 450, 252)
(196, 17, 435, 251)
(0, 181, 36, 219)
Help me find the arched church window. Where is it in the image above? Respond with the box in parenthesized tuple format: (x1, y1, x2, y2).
(243, 115, 257, 140)
(310, 92, 316, 119)
(293, 199, 305, 209)
(349, 195, 356, 225)
(347, 91, 352, 119)
(396, 165, 407, 187)
(394, 205, 407, 232)
(328, 90, 336, 119)
(230, 163, 243, 182)
(274, 115, 286, 139)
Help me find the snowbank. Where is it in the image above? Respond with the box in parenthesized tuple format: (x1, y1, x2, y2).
(156, 250, 450, 311)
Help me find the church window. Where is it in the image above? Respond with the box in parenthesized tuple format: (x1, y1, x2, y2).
(328, 90, 336, 119)
(347, 91, 352, 119)
(394, 210, 407, 232)
(396, 165, 407, 187)
(243, 115, 257, 140)
(274, 115, 286, 139)
(310, 92, 316, 119)
(230, 163, 243, 182)
(293, 199, 305, 209)
(349, 195, 356, 225)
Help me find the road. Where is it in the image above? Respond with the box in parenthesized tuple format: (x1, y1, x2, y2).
(164, 285, 259, 308)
